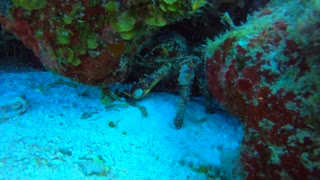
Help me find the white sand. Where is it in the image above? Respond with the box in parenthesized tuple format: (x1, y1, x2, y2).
(0, 66, 243, 179)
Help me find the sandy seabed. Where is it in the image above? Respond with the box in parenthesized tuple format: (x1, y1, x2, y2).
(0, 59, 243, 179)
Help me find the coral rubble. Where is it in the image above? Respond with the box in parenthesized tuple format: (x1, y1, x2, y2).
(0, 96, 28, 121)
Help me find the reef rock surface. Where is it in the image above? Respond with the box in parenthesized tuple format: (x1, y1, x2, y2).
(205, 0, 320, 178)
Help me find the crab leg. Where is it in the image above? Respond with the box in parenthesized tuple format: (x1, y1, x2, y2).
(174, 56, 201, 129)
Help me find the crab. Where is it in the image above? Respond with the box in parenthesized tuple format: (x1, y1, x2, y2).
(102, 31, 214, 129)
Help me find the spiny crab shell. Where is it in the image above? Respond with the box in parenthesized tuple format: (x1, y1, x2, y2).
(205, 0, 320, 178)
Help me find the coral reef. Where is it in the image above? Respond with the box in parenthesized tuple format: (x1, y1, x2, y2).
(205, 0, 320, 178)
(0, 0, 197, 84)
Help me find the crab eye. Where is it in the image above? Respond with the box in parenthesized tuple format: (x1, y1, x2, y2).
(133, 88, 144, 99)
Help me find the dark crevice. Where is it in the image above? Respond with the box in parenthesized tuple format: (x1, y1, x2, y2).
(161, 0, 270, 46)
(0, 26, 44, 71)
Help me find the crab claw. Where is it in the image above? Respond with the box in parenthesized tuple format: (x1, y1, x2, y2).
(130, 64, 172, 99)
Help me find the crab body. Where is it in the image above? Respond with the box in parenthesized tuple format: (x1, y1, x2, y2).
(103, 32, 213, 129)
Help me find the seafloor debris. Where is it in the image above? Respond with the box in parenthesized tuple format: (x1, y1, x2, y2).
(0, 96, 28, 121)
(78, 155, 111, 177)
